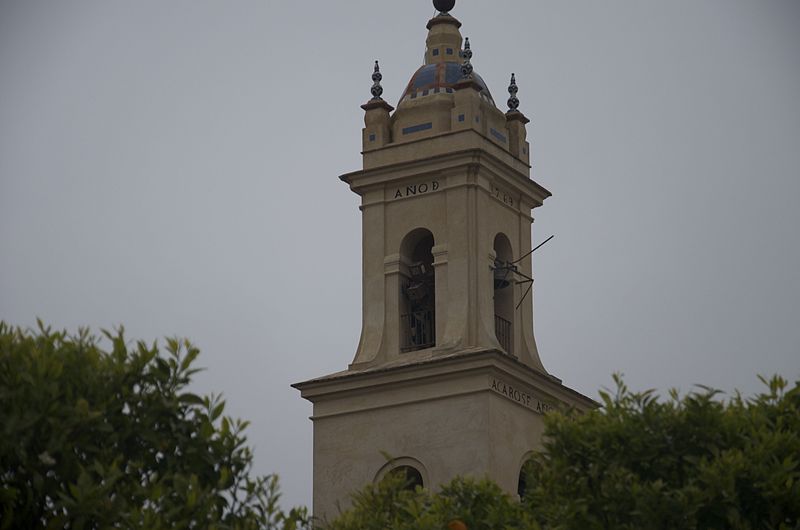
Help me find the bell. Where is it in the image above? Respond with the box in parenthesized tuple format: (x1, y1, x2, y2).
(405, 280, 429, 301)
(494, 261, 513, 290)
(409, 262, 428, 277)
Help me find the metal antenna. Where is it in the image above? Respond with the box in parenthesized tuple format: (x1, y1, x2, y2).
(513, 235, 554, 309)
(511, 268, 535, 310)
(491, 235, 555, 309)
(512, 235, 554, 265)
(516, 282, 534, 310)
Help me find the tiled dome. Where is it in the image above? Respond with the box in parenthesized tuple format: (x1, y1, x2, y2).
(399, 62, 495, 107)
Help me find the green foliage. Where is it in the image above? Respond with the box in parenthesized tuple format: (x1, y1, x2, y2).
(523, 374, 800, 530)
(325, 472, 539, 530)
(9, 320, 793, 529)
(0, 321, 308, 530)
(327, 375, 799, 530)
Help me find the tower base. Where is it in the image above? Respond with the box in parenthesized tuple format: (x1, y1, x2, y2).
(293, 349, 594, 521)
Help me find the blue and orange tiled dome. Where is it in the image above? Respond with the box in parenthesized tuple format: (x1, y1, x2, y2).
(399, 62, 495, 107)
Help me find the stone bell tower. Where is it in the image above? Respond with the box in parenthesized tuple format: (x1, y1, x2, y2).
(294, 0, 594, 520)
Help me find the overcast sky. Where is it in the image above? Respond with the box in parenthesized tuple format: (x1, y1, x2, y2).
(1, 0, 799, 510)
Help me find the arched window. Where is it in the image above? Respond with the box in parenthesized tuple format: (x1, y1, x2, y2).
(517, 467, 527, 498)
(493, 233, 514, 353)
(400, 229, 436, 352)
(374, 458, 428, 492)
(517, 455, 535, 499)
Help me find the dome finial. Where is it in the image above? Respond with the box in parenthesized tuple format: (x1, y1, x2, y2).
(433, 0, 456, 15)
(460, 37, 473, 79)
(507, 73, 520, 112)
(370, 60, 384, 100)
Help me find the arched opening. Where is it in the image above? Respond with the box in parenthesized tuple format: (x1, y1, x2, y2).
(374, 458, 428, 492)
(400, 229, 436, 352)
(517, 467, 527, 498)
(517, 455, 535, 499)
(493, 233, 514, 353)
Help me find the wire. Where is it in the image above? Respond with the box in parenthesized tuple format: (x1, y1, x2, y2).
(511, 235, 554, 265)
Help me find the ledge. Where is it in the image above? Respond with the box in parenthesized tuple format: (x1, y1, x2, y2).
(292, 347, 597, 414)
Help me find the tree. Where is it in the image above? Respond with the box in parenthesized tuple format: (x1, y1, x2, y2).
(324, 472, 538, 530)
(522, 374, 800, 529)
(326, 375, 800, 530)
(9, 320, 795, 529)
(0, 321, 308, 530)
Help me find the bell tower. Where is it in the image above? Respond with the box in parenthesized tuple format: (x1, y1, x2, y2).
(294, 1, 594, 520)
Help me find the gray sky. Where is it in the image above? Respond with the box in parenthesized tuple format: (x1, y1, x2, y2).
(1, 0, 799, 510)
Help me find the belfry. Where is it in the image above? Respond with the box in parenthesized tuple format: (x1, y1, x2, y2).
(294, 0, 593, 519)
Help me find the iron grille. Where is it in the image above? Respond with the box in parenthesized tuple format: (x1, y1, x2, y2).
(495, 314, 512, 353)
(401, 310, 435, 352)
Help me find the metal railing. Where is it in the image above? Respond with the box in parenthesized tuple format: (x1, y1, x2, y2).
(401, 310, 435, 352)
(495, 315, 512, 353)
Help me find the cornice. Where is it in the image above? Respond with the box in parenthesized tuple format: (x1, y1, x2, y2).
(341, 147, 551, 208)
(292, 348, 596, 413)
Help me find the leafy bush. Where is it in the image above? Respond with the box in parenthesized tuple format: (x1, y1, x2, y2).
(523, 374, 800, 529)
(0, 321, 308, 530)
(324, 472, 538, 530)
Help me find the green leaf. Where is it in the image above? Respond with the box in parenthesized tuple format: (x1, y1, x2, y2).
(179, 393, 204, 406)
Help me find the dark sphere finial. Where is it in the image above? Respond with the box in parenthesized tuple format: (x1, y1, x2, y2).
(434, 0, 456, 14)
(460, 37, 473, 79)
(370, 60, 384, 100)
(507, 72, 520, 112)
